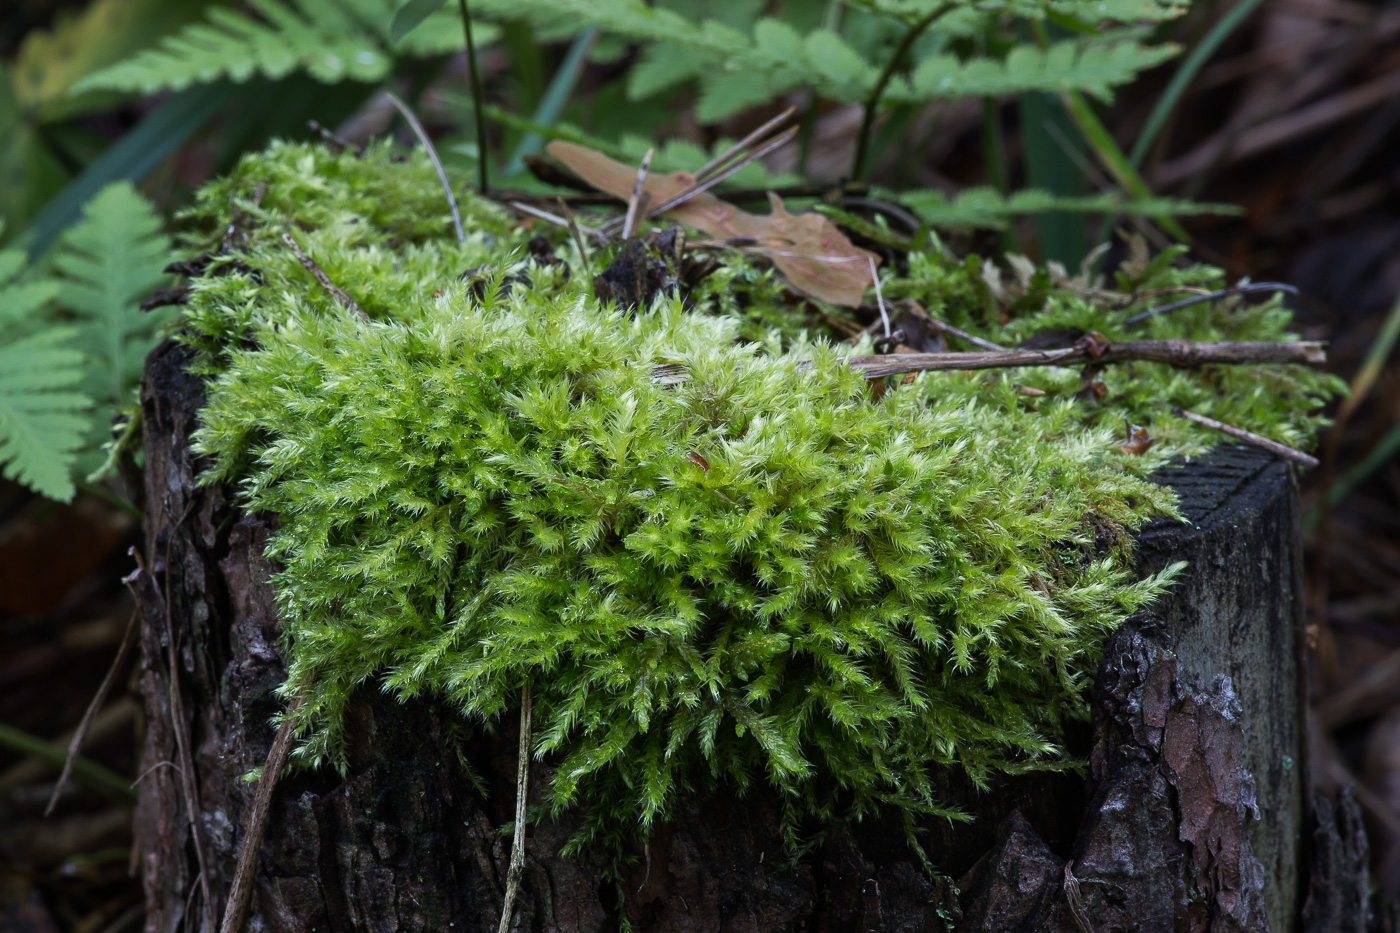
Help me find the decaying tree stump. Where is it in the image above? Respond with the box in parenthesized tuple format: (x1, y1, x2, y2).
(131, 338, 1365, 932)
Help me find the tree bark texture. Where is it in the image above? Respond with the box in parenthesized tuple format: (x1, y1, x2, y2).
(132, 339, 1357, 933)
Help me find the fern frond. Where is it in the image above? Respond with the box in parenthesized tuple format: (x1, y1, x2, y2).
(896, 186, 1240, 229)
(896, 38, 1176, 103)
(53, 183, 171, 428)
(475, 0, 1173, 122)
(73, 0, 476, 95)
(0, 250, 88, 502)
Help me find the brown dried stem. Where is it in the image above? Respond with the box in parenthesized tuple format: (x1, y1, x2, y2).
(622, 148, 654, 240)
(497, 681, 533, 933)
(1171, 407, 1320, 468)
(45, 610, 138, 816)
(219, 697, 304, 933)
(651, 339, 1326, 384)
(281, 233, 370, 321)
(693, 106, 796, 183)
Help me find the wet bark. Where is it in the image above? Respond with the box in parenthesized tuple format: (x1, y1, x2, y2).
(133, 339, 1349, 932)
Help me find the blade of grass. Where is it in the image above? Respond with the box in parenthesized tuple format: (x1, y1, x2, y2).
(1021, 91, 1088, 266)
(1059, 89, 1191, 243)
(20, 81, 235, 257)
(1130, 0, 1266, 169)
(1308, 289, 1400, 529)
(0, 721, 134, 803)
(505, 26, 600, 177)
(1322, 423, 1400, 515)
(1022, 19, 1191, 244)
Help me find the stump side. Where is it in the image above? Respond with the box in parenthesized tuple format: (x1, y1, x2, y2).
(132, 341, 1306, 932)
(1138, 446, 1305, 933)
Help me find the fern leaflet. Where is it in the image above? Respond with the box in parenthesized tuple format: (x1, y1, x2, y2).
(896, 186, 1240, 229)
(74, 0, 479, 95)
(52, 183, 172, 455)
(0, 249, 88, 502)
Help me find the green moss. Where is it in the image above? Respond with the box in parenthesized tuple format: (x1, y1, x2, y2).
(181, 142, 1340, 860)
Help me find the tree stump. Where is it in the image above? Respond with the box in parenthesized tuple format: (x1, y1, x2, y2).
(131, 338, 1357, 932)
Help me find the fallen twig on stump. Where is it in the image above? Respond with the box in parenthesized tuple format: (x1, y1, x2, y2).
(220, 698, 304, 933)
(281, 233, 370, 321)
(1172, 407, 1319, 469)
(651, 339, 1326, 385)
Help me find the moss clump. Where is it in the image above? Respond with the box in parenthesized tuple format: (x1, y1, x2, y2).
(181, 142, 1339, 858)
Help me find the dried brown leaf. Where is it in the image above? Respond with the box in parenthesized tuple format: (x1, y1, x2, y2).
(546, 141, 878, 307)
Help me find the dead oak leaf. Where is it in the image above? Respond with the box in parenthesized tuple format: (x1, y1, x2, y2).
(547, 141, 878, 307)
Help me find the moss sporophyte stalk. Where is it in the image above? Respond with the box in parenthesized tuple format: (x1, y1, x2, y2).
(180, 142, 1340, 857)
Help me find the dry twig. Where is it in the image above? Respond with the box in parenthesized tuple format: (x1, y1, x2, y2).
(557, 197, 592, 276)
(694, 107, 796, 183)
(220, 698, 304, 933)
(1171, 406, 1320, 468)
(651, 338, 1326, 384)
(306, 120, 364, 156)
(497, 682, 533, 933)
(1124, 281, 1299, 325)
(598, 126, 799, 238)
(622, 148, 654, 240)
(281, 233, 370, 320)
(45, 610, 138, 816)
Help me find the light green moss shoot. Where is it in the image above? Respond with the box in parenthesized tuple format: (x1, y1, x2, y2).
(181, 142, 1340, 859)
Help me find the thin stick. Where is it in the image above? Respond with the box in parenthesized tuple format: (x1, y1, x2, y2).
(1171, 407, 1319, 468)
(1063, 863, 1096, 933)
(650, 339, 1327, 385)
(508, 201, 604, 241)
(868, 257, 891, 342)
(45, 611, 138, 816)
(459, 0, 489, 195)
(622, 148, 654, 240)
(557, 198, 592, 276)
(1123, 281, 1298, 326)
(220, 698, 304, 933)
(281, 233, 370, 320)
(306, 120, 364, 156)
(385, 91, 465, 245)
(926, 317, 1005, 352)
(497, 682, 533, 933)
(599, 126, 799, 237)
(693, 107, 796, 183)
(645, 127, 798, 220)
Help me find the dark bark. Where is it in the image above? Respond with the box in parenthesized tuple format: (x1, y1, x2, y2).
(134, 339, 1348, 932)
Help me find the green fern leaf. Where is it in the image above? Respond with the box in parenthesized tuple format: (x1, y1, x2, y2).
(52, 183, 171, 437)
(899, 38, 1176, 102)
(72, 0, 475, 95)
(0, 251, 87, 502)
(895, 186, 1240, 229)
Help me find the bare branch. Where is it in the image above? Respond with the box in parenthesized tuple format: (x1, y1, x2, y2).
(497, 682, 533, 933)
(45, 611, 138, 815)
(1123, 281, 1298, 326)
(651, 339, 1326, 385)
(694, 106, 796, 183)
(557, 198, 592, 276)
(622, 148, 654, 240)
(1171, 407, 1319, 468)
(281, 233, 370, 320)
(220, 698, 304, 933)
